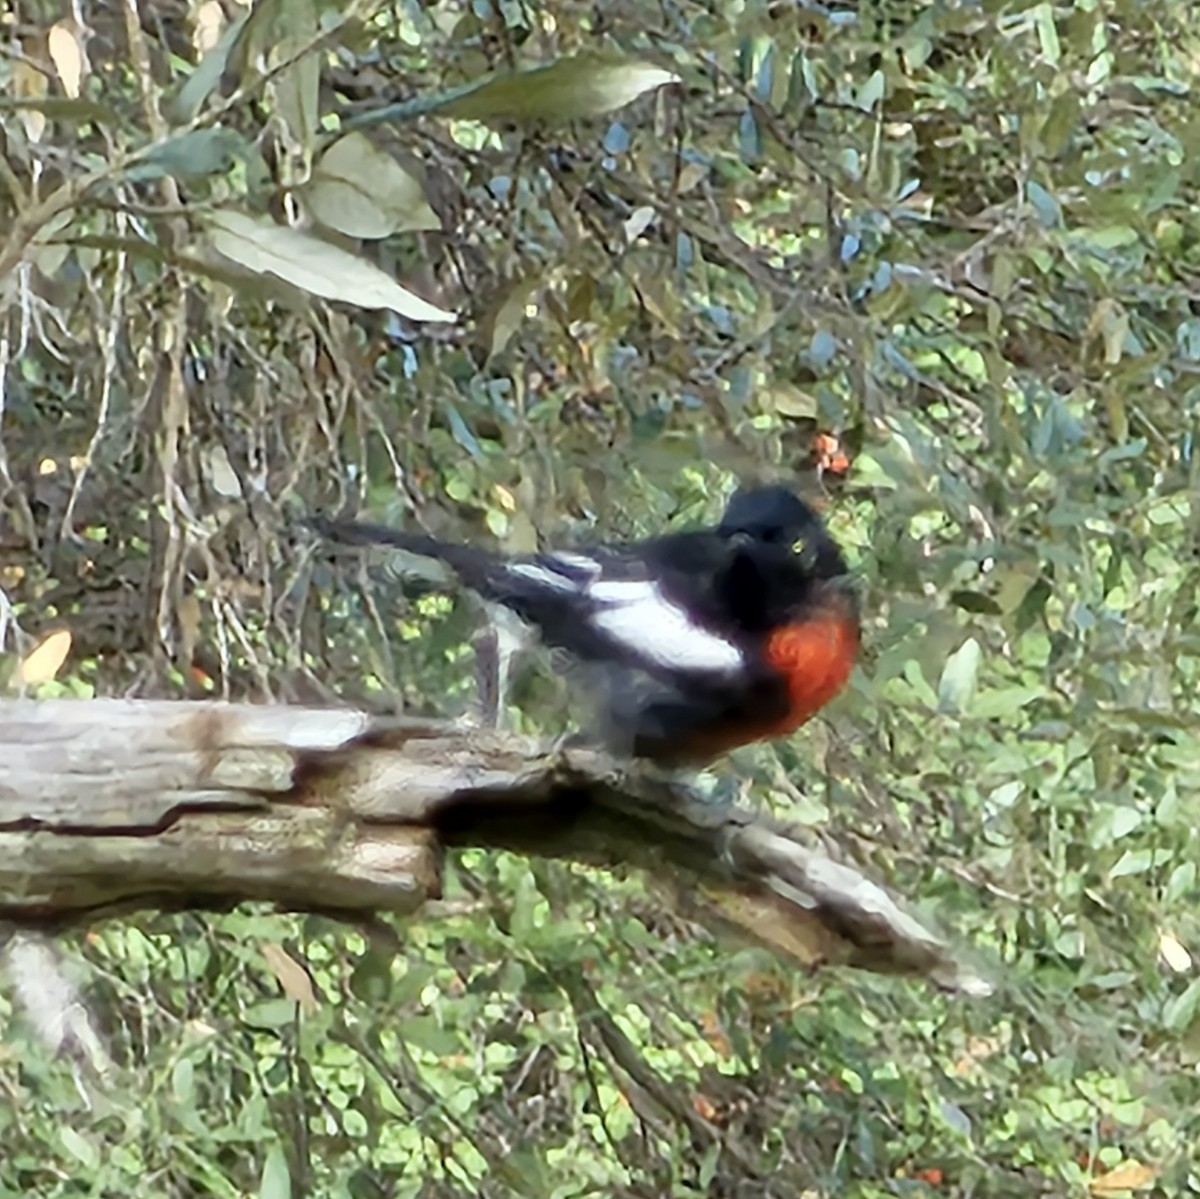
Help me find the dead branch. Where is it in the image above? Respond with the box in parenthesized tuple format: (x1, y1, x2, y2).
(0, 698, 990, 995)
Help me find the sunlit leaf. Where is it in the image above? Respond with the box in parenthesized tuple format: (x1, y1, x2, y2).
(1159, 932, 1192, 974)
(856, 69, 885, 111)
(1089, 1162, 1158, 1192)
(168, 8, 251, 123)
(59, 1125, 99, 1170)
(172, 1058, 195, 1106)
(1163, 976, 1200, 1033)
(306, 133, 441, 238)
(11, 54, 48, 141)
(47, 21, 84, 100)
(193, 1, 225, 54)
(260, 942, 319, 1014)
(15, 629, 72, 687)
(202, 444, 243, 498)
(440, 54, 679, 124)
(937, 637, 981, 715)
(259, 1144, 292, 1199)
(1032, 3, 1061, 65)
(769, 390, 818, 419)
(268, 0, 320, 158)
(1110, 848, 1154, 879)
(483, 275, 540, 362)
(204, 211, 456, 321)
(1167, 861, 1196, 904)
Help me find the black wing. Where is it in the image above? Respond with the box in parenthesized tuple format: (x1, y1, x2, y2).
(309, 517, 748, 681)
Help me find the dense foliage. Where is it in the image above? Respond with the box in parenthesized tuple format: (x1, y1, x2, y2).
(3, 0, 1200, 1194)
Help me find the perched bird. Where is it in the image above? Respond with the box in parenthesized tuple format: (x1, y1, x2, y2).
(309, 485, 860, 764)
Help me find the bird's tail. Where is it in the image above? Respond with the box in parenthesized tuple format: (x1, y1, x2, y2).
(305, 515, 498, 591)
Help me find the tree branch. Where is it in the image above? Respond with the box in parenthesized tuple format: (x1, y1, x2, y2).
(0, 698, 990, 995)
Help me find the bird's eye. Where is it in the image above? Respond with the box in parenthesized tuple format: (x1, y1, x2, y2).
(791, 536, 807, 555)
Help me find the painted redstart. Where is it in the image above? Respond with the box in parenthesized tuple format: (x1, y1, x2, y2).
(309, 485, 860, 764)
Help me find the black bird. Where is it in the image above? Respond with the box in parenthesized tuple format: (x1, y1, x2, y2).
(309, 485, 859, 763)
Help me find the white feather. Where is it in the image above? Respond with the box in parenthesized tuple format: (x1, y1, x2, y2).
(588, 579, 742, 674)
(506, 561, 577, 592)
(507, 553, 603, 593)
(554, 552, 603, 576)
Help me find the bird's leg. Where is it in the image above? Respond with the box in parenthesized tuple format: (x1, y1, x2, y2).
(470, 622, 504, 729)
(471, 603, 528, 730)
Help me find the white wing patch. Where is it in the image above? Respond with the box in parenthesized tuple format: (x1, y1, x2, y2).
(506, 553, 603, 593)
(505, 561, 578, 592)
(588, 579, 743, 675)
(502, 556, 741, 675)
(554, 552, 603, 577)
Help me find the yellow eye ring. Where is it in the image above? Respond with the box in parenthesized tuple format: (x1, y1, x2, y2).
(791, 537, 807, 555)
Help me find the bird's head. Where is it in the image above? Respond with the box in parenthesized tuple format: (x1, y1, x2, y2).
(718, 485, 851, 582)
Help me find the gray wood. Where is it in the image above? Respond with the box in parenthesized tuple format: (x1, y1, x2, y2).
(0, 698, 989, 994)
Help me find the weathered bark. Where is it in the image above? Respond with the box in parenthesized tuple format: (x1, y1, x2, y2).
(0, 698, 989, 994)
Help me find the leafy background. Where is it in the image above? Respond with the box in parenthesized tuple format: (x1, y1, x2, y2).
(3, 0, 1200, 1194)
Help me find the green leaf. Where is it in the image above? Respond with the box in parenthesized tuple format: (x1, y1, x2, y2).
(1086, 971, 1138, 990)
(172, 1057, 195, 1106)
(973, 685, 1043, 720)
(1026, 180, 1062, 227)
(1167, 862, 1196, 903)
(1109, 848, 1154, 879)
(1090, 805, 1143, 848)
(166, 10, 251, 124)
(306, 133, 441, 238)
(259, 1144, 292, 1199)
(509, 866, 541, 939)
(1032, 3, 1062, 64)
(950, 590, 1003, 615)
(855, 69, 885, 112)
(901, 658, 939, 708)
(124, 127, 248, 182)
(1163, 977, 1200, 1034)
(0, 94, 119, 130)
(401, 1016, 463, 1057)
(939, 1100, 972, 1137)
(1040, 91, 1080, 156)
(444, 404, 482, 457)
(244, 998, 299, 1028)
(269, 0, 320, 158)
(1147, 498, 1188, 526)
(484, 276, 541, 362)
(59, 1126, 100, 1170)
(439, 54, 679, 124)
